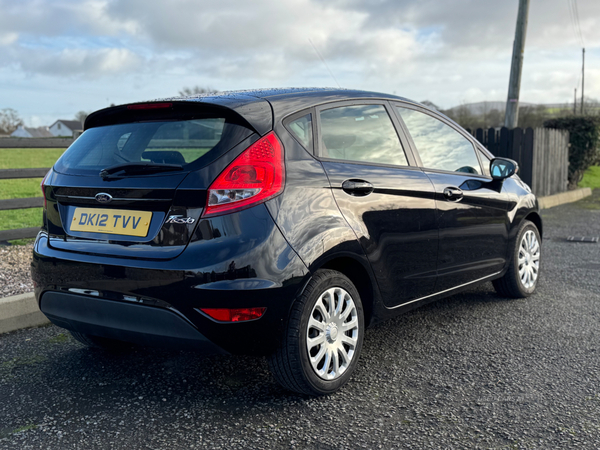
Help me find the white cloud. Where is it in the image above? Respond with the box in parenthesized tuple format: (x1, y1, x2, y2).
(17, 47, 143, 77)
(0, 32, 18, 46)
(0, 0, 598, 121)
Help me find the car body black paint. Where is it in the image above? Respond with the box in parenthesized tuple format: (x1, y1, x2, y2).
(32, 88, 541, 356)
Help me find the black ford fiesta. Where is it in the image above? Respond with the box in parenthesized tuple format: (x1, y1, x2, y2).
(32, 88, 542, 395)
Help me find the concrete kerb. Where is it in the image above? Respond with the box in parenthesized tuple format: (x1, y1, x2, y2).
(0, 292, 49, 335)
(0, 187, 594, 335)
(538, 187, 592, 209)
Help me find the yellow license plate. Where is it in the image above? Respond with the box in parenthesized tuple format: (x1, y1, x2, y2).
(71, 208, 153, 237)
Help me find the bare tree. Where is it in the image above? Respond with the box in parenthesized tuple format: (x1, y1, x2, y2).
(517, 105, 551, 128)
(0, 108, 23, 134)
(178, 86, 218, 97)
(420, 100, 440, 111)
(443, 104, 478, 130)
(74, 111, 90, 126)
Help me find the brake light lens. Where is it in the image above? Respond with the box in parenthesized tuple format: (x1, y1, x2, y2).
(203, 132, 285, 217)
(200, 307, 266, 322)
(40, 170, 50, 210)
(127, 102, 172, 110)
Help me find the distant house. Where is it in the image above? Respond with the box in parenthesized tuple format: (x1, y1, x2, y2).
(49, 120, 82, 137)
(10, 125, 54, 138)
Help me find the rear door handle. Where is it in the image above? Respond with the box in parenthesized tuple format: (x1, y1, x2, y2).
(342, 179, 374, 196)
(443, 187, 463, 201)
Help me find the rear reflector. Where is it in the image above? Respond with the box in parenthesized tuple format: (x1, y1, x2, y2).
(202, 131, 285, 217)
(127, 102, 172, 110)
(200, 307, 266, 322)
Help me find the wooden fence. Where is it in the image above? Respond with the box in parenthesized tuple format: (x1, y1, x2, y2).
(0, 167, 50, 242)
(0, 137, 74, 148)
(471, 127, 570, 196)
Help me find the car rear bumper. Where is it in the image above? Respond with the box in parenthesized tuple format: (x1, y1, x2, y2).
(32, 205, 310, 355)
(40, 291, 227, 353)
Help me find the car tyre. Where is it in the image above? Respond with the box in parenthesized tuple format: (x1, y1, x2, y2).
(269, 269, 364, 396)
(493, 220, 541, 298)
(70, 331, 132, 351)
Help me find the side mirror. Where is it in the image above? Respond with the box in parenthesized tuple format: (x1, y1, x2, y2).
(490, 158, 518, 180)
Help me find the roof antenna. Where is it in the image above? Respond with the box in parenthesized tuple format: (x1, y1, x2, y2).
(308, 38, 341, 88)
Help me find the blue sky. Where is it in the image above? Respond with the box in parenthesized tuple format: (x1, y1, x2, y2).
(0, 0, 598, 127)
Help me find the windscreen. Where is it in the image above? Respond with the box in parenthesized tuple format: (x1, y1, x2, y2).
(54, 117, 253, 176)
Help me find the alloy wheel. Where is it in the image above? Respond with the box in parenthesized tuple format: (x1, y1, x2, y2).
(306, 287, 359, 381)
(518, 230, 540, 289)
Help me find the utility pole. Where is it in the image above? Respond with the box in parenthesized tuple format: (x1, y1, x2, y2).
(574, 88, 577, 115)
(581, 48, 585, 115)
(504, 0, 530, 128)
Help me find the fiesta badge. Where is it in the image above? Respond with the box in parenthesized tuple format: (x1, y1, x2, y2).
(95, 193, 113, 204)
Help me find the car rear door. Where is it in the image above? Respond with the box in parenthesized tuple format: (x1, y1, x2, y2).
(392, 103, 510, 292)
(45, 102, 256, 260)
(314, 100, 438, 307)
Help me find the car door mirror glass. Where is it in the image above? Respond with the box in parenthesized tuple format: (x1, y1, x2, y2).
(490, 158, 518, 180)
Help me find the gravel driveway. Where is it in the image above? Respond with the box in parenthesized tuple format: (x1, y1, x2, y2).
(0, 243, 34, 298)
(1, 192, 599, 449)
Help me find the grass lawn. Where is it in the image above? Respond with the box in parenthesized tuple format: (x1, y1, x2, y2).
(0, 148, 65, 242)
(0, 148, 65, 169)
(579, 166, 600, 190)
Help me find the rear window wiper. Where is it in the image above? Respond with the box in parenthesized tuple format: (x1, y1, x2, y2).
(99, 162, 184, 179)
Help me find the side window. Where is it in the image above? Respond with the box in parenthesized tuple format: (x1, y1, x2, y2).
(287, 114, 313, 151)
(319, 104, 408, 166)
(396, 107, 481, 175)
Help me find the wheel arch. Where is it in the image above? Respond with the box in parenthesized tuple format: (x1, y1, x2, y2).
(524, 211, 543, 239)
(316, 256, 377, 327)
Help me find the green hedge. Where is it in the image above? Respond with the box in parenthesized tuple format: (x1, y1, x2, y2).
(544, 116, 600, 187)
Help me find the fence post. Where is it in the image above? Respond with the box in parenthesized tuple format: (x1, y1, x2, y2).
(532, 128, 542, 195)
(487, 128, 496, 155)
(511, 127, 523, 163)
(562, 130, 569, 192)
(499, 127, 510, 158)
(520, 128, 534, 187)
(475, 128, 484, 146)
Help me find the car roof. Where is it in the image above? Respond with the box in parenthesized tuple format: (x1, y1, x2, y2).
(85, 88, 423, 137)
(166, 87, 407, 101)
(165, 87, 420, 129)
(167, 87, 414, 109)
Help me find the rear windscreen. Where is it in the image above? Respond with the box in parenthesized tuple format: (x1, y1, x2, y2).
(54, 117, 253, 176)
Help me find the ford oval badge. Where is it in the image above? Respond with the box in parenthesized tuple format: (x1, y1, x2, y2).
(95, 193, 113, 204)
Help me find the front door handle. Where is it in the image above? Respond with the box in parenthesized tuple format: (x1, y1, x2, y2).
(342, 179, 374, 196)
(443, 187, 463, 201)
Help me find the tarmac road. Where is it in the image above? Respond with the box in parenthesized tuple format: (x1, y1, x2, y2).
(1, 191, 599, 449)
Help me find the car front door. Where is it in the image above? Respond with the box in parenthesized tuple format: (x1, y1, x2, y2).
(315, 101, 438, 307)
(393, 103, 511, 292)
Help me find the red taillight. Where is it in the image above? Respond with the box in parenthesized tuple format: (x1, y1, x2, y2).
(40, 170, 50, 210)
(127, 102, 172, 110)
(202, 132, 285, 217)
(200, 307, 266, 322)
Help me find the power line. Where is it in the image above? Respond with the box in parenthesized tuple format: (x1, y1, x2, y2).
(566, 0, 581, 46)
(572, 0, 585, 47)
(567, 0, 585, 47)
(308, 39, 341, 89)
